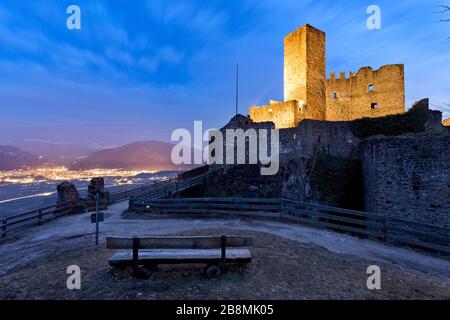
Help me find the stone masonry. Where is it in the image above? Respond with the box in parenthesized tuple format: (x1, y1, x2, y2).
(249, 24, 405, 128)
(284, 24, 326, 120)
(443, 118, 450, 127)
(326, 65, 405, 121)
(211, 98, 450, 227)
(360, 135, 450, 227)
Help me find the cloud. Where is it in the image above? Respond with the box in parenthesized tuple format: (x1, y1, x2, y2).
(0, 0, 449, 145)
(138, 57, 158, 72)
(158, 46, 184, 64)
(105, 47, 134, 66)
(145, 0, 228, 34)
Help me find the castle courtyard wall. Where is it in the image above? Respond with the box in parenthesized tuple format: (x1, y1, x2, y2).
(279, 120, 359, 160)
(361, 135, 450, 227)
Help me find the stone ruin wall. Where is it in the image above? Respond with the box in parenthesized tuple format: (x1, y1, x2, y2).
(249, 64, 405, 128)
(212, 115, 360, 168)
(361, 136, 450, 227)
(248, 100, 298, 129)
(443, 118, 450, 126)
(279, 120, 359, 160)
(326, 65, 405, 121)
(426, 109, 448, 134)
(211, 100, 450, 226)
(218, 102, 445, 169)
(443, 118, 450, 134)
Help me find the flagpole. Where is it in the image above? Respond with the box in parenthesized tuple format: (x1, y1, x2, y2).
(235, 63, 239, 115)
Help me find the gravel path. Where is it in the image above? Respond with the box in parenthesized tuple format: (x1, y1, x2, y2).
(0, 201, 449, 299)
(1, 228, 449, 300)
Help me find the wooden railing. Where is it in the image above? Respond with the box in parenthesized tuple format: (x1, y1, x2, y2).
(1, 172, 209, 239)
(1, 202, 74, 239)
(129, 174, 214, 207)
(130, 197, 281, 218)
(130, 197, 450, 255)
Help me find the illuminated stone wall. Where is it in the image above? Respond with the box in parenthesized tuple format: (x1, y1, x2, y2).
(443, 118, 450, 126)
(248, 24, 405, 128)
(284, 24, 326, 120)
(248, 100, 298, 129)
(326, 65, 405, 121)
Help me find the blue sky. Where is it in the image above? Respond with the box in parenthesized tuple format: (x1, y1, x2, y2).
(0, 0, 449, 147)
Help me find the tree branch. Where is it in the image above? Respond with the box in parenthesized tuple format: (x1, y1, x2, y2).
(435, 4, 450, 13)
(435, 4, 450, 20)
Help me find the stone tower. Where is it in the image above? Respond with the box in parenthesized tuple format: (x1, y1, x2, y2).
(284, 24, 326, 120)
(248, 23, 404, 128)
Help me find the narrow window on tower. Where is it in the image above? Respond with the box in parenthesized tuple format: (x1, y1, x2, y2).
(332, 92, 337, 99)
(368, 84, 375, 91)
(371, 103, 379, 109)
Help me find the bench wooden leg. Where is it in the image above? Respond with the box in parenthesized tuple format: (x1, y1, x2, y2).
(206, 264, 221, 279)
(133, 265, 153, 279)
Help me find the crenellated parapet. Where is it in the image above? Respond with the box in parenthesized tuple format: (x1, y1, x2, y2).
(326, 64, 405, 121)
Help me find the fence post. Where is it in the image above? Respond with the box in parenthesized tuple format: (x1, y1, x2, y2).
(312, 205, 319, 225)
(95, 192, 100, 246)
(129, 196, 135, 211)
(383, 216, 388, 243)
(207, 197, 211, 215)
(280, 198, 284, 219)
(2, 218, 6, 238)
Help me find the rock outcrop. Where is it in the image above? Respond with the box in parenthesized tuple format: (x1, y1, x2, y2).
(56, 177, 111, 214)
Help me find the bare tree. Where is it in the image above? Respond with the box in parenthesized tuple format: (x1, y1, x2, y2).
(436, 4, 450, 21)
(444, 102, 450, 112)
(435, 4, 450, 42)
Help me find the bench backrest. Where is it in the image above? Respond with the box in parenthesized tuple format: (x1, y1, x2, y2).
(106, 236, 253, 250)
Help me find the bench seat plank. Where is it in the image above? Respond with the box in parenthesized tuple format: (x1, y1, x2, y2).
(107, 236, 253, 250)
(109, 248, 252, 267)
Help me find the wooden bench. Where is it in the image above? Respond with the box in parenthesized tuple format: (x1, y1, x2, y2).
(106, 235, 253, 279)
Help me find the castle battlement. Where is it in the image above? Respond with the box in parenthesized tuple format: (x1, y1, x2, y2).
(248, 24, 405, 128)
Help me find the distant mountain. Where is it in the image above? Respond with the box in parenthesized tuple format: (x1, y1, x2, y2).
(0, 146, 45, 170)
(69, 140, 193, 171)
(15, 141, 98, 165)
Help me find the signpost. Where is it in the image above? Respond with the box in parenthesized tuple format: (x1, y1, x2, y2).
(91, 192, 104, 246)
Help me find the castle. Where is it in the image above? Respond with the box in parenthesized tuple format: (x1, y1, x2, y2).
(249, 24, 405, 128)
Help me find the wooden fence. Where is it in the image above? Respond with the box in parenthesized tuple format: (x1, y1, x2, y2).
(130, 197, 450, 255)
(1, 173, 209, 239)
(130, 197, 281, 218)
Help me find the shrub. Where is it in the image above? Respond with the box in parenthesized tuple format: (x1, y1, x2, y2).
(350, 105, 428, 139)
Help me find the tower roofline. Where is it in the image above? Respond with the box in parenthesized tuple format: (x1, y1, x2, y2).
(285, 24, 325, 38)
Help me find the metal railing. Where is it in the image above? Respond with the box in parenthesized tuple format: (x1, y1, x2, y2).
(1, 172, 209, 239)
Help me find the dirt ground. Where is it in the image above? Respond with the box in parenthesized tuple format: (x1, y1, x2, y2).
(1, 228, 449, 300)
